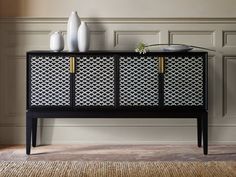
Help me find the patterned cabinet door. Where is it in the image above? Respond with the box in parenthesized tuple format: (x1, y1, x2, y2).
(75, 55, 115, 107)
(164, 56, 204, 106)
(29, 55, 71, 107)
(119, 56, 159, 106)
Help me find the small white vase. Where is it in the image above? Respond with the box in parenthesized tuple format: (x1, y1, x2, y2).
(67, 11, 81, 52)
(78, 21, 90, 52)
(50, 31, 64, 52)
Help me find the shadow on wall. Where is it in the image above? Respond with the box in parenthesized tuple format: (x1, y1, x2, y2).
(0, 0, 54, 145)
(0, 0, 46, 145)
(0, 0, 21, 17)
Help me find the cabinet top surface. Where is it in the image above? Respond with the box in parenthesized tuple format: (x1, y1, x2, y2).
(27, 50, 207, 55)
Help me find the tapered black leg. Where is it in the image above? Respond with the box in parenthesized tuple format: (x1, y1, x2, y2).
(197, 117, 202, 147)
(202, 112, 208, 155)
(26, 114, 32, 155)
(32, 118, 38, 147)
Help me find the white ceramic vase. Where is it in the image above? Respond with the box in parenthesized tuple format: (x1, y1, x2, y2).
(50, 31, 64, 52)
(78, 21, 90, 52)
(67, 11, 81, 52)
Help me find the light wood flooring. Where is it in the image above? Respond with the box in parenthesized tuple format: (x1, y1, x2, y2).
(0, 144, 236, 161)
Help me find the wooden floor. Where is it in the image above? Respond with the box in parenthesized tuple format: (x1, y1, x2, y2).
(0, 144, 236, 161)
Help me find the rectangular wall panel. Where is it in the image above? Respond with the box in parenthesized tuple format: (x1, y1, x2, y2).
(7, 30, 50, 56)
(223, 31, 236, 47)
(223, 56, 236, 118)
(207, 56, 216, 118)
(169, 31, 215, 48)
(114, 31, 160, 50)
(90, 31, 106, 50)
(5, 57, 26, 117)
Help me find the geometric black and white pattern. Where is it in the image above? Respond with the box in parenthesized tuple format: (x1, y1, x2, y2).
(75, 56, 115, 106)
(30, 56, 71, 106)
(119, 56, 159, 106)
(164, 56, 204, 106)
(29, 54, 204, 107)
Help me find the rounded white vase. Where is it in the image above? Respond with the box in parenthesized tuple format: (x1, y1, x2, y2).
(67, 11, 81, 52)
(78, 21, 90, 52)
(50, 31, 64, 52)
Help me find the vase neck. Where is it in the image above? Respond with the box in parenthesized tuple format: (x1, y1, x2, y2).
(71, 11, 78, 15)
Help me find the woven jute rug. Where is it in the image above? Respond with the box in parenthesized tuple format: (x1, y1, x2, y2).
(0, 161, 235, 177)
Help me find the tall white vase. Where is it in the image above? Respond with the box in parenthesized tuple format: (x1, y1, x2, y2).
(78, 21, 90, 52)
(50, 31, 64, 52)
(67, 11, 81, 52)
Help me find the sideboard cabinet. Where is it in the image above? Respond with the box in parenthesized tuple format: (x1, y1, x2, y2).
(26, 51, 208, 155)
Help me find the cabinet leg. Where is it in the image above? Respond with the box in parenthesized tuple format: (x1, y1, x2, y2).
(32, 118, 38, 147)
(202, 112, 208, 155)
(197, 117, 202, 147)
(26, 114, 32, 155)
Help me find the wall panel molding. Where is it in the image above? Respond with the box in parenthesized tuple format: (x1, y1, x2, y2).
(168, 31, 215, 47)
(223, 31, 236, 47)
(223, 56, 236, 118)
(90, 30, 106, 50)
(114, 30, 160, 48)
(207, 56, 217, 118)
(1, 17, 236, 144)
(5, 57, 26, 117)
(2, 17, 236, 24)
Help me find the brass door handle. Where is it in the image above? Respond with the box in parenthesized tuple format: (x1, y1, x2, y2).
(69, 57, 75, 73)
(159, 57, 165, 74)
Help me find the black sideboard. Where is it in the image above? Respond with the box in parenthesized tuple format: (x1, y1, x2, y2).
(26, 51, 208, 155)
